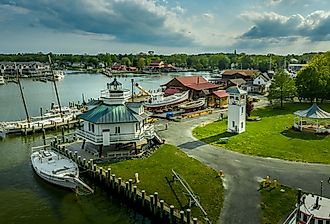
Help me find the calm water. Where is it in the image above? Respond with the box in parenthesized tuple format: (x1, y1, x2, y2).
(0, 71, 208, 224)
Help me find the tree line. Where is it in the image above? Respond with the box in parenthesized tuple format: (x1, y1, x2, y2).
(0, 52, 320, 72)
(268, 51, 330, 106)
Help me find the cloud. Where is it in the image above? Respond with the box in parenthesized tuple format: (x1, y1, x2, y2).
(0, 0, 194, 47)
(240, 10, 330, 41)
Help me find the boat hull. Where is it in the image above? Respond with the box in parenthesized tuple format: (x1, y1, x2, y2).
(31, 150, 79, 189)
(145, 91, 189, 109)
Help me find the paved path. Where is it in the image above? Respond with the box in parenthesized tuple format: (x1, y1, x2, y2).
(156, 112, 330, 224)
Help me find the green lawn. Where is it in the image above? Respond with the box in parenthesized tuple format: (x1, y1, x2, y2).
(193, 103, 330, 163)
(259, 183, 299, 224)
(100, 144, 223, 223)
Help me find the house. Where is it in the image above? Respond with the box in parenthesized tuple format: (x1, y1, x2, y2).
(208, 90, 229, 108)
(163, 76, 219, 99)
(287, 63, 307, 73)
(76, 78, 157, 158)
(252, 73, 271, 93)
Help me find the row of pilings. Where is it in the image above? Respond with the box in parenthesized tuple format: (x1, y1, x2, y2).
(50, 141, 200, 224)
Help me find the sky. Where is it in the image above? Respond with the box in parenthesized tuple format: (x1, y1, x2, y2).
(0, 0, 329, 55)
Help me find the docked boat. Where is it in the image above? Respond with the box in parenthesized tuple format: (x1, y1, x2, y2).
(53, 70, 65, 81)
(0, 75, 5, 85)
(144, 90, 189, 110)
(179, 98, 206, 111)
(31, 149, 93, 192)
(283, 193, 330, 224)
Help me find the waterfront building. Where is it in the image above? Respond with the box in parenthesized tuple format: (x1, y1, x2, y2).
(76, 78, 156, 157)
(226, 86, 247, 134)
(163, 76, 219, 99)
(0, 61, 50, 77)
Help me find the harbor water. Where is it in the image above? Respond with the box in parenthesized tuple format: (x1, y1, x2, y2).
(0, 71, 208, 224)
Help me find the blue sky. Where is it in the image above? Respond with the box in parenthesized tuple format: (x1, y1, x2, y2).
(0, 0, 329, 55)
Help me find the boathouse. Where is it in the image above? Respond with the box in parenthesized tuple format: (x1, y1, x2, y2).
(163, 76, 219, 99)
(221, 69, 259, 81)
(76, 78, 157, 158)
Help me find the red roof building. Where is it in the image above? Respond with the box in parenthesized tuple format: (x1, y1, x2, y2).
(221, 69, 259, 81)
(208, 90, 229, 108)
(163, 76, 219, 99)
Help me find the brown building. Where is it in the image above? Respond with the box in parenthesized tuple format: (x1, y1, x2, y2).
(208, 90, 229, 108)
(163, 76, 219, 99)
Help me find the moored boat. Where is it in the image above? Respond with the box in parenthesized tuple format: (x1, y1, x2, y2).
(31, 149, 79, 189)
(53, 70, 65, 81)
(31, 149, 93, 193)
(144, 90, 189, 110)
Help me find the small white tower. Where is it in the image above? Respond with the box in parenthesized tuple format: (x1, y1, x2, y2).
(226, 86, 247, 134)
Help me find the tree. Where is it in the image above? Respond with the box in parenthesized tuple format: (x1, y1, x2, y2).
(296, 51, 330, 102)
(137, 57, 145, 70)
(268, 68, 296, 108)
(121, 57, 131, 66)
(246, 100, 254, 117)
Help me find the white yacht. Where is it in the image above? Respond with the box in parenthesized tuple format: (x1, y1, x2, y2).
(53, 70, 65, 81)
(31, 149, 93, 192)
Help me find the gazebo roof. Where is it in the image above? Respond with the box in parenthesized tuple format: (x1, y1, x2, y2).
(294, 104, 330, 119)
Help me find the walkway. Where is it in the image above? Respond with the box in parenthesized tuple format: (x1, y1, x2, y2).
(156, 111, 330, 224)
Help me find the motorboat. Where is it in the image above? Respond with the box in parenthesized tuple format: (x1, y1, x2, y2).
(179, 98, 206, 111)
(31, 149, 93, 193)
(283, 193, 330, 224)
(144, 90, 189, 109)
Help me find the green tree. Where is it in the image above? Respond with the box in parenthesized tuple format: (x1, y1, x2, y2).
(268, 68, 296, 108)
(296, 52, 330, 102)
(217, 54, 230, 70)
(137, 57, 146, 70)
(121, 57, 131, 66)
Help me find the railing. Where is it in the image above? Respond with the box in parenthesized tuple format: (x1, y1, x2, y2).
(76, 127, 155, 144)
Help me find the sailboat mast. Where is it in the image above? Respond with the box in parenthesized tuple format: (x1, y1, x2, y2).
(48, 55, 62, 116)
(15, 63, 30, 121)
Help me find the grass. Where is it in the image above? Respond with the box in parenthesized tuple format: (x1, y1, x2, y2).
(100, 144, 223, 223)
(193, 102, 330, 163)
(259, 184, 298, 224)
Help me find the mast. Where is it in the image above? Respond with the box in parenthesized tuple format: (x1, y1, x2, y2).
(48, 55, 62, 116)
(15, 63, 30, 122)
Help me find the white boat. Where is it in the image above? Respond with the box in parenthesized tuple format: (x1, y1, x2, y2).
(144, 90, 189, 109)
(0, 75, 5, 85)
(179, 98, 206, 110)
(31, 149, 93, 193)
(283, 193, 330, 224)
(53, 70, 65, 81)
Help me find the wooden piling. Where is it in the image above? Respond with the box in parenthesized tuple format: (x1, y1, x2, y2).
(150, 195, 154, 213)
(193, 217, 198, 224)
(159, 200, 164, 219)
(141, 190, 146, 207)
(186, 209, 191, 224)
(117, 178, 122, 193)
(42, 129, 46, 145)
(180, 211, 185, 224)
(169, 205, 175, 224)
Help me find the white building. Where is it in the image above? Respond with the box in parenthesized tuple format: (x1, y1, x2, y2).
(76, 78, 156, 156)
(252, 73, 271, 93)
(226, 86, 247, 134)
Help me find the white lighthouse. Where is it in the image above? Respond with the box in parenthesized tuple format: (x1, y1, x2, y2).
(226, 86, 247, 134)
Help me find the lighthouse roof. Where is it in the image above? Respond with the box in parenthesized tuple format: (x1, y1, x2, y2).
(79, 104, 143, 124)
(226, 86, 247, 95)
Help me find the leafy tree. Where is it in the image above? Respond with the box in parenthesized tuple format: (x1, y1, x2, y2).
(121, 57, 131, 66)
(268, 68, 296, 108)
(296, 52, 330, 102)
(137, 57, 145, 70)
(217, 54, 230, 70)
(246, 100, 254, 117)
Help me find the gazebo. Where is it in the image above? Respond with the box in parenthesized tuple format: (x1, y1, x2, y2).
(293, 104, 330, 134)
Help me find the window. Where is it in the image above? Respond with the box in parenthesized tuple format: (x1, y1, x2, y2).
(241, 122, 243, 129)
(91, 124, 95, 133)
(302, 214, 307, 222)
(317, 219, 323, 224)
(241, 107, 244, 114)
(232, 121, 235, 128)
(115, 126, 120, 134)
(136, 123, 140, 131)
(88, 123, 91, 131)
